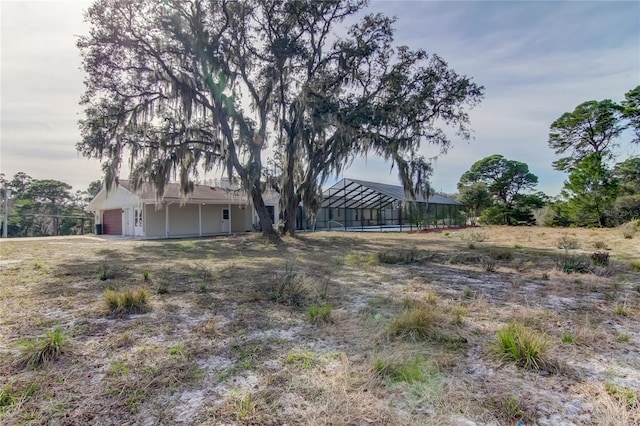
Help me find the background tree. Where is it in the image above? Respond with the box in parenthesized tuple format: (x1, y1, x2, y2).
(78, 0, 483, 237)
(548, 99, 625, 172)
(458, 154, 539, 225)
(622, 85, 640, 143)
(559, 154, 618, 227)
(611, 157, 640, 224)
(457, 182, 492, 226)
(1, 173, 92, 237)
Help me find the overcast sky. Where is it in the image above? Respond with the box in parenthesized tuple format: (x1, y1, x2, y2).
(1, 0, 639, 195)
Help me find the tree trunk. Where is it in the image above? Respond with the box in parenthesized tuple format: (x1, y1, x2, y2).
(250, 184, 276, 238)
(282, 193, 299, 236)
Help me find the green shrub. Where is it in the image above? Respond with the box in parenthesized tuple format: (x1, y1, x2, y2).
(285, 352, 315, 368)
(15, 326, 67, 369)
(156, 284, 168, 294)
(142, 270, 150, 281)
(630, 261, 640, 272)
(561, 333, 575, 344)
(105, 287, 150, 315)
(494, 323, 548, 370)
(307, 304, 332, 324)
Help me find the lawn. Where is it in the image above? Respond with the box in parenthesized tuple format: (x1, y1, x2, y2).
(1, 226, 639, 425)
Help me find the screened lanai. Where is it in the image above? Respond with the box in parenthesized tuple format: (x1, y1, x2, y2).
(298, 178, 465, 231)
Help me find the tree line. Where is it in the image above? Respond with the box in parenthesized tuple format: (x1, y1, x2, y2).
(0, 173, 101, 237)
(457, 86, 639, 227)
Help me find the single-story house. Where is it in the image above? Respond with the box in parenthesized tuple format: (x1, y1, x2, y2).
(86, 179, 279, 238)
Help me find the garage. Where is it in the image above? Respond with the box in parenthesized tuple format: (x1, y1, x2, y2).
(102, 209, 122, 235)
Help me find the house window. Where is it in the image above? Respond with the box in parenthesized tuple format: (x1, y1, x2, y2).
(223, 209, 229, 220)
(266, 205, 275, 224)
(134, 208, 143, 227)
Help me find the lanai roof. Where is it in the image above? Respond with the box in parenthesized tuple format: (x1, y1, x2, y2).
(321, 178, 461, 209)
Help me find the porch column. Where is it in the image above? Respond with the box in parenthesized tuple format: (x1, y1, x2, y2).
(199, 204, 202, 237)
(165, 203, 169, 238)
(228, 203, 232, 234)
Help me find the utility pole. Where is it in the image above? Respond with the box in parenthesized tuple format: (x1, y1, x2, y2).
(2, 189, 10, 238)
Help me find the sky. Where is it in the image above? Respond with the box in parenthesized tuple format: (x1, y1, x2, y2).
(1, 0, 639, 196)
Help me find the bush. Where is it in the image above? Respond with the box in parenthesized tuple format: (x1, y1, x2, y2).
(494, 323, 548, 370)
(15, 326, 67, 369)
(265, 260, 309, 306)
(377, 248, 420, 264)
(481, 256, 497, 272)
(620, 220, 638, 239)
(560, 255, 591, 274)
(556, 235, 580, 250)
(105, 287, 150, 315)
(590, 251, 610, 266)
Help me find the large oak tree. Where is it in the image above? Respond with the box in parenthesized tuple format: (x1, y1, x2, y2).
(78, 0, 483, 236)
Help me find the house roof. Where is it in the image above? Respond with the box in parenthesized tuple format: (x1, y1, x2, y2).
(321, 178, 461, 209)
(118, 180, 249, 204)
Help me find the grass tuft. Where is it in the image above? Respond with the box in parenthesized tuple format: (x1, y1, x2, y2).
(388, 306, 444, 342)
(307, 304, 332, 324)
(620, 221, 638, 239)
(494, 323, 548, 370)
(590, 251, 610, 266)
(15, 326, 67, 369)
(104, 287, 150, 315)
(377, 248, 420, 264)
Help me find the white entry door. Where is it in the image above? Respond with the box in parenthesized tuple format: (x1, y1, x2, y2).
(134, 208, 144, 236)
(221, 208, 230, 233)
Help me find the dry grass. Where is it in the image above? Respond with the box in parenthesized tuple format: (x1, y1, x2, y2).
(0, 227, 639, 424)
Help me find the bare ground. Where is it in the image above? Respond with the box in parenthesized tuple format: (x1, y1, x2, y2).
(1, 226, 639, 425)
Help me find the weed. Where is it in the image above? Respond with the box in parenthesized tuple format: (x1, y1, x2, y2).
(167, 345, 185, 357)
(15, 326, 67, 369)
(590, 251, 610, 266)
(605, 383, 638, 409)
(265, 259, 309, 306)
(142, 269, 150, 281)
(156, 284, 168, 294)
(557, 235, 580, 250)
(593, 240, 609, 250)
(481, 256, 497, 272)
(630, 260, 640, 271)
(452, 306, 467, 325)
(98, 264, 115, 281)
(375, 357, 438, 384)
(228, 391, 259, 421)
(425, 293, 438, 305)
(504, 396, 523, 419)
(0, 383, 38, 412)
(32, 261, 43, 270)
(285, 351, 315, 368)
(344, 252, 363, 265)
(494, 323, 548, 370)
(109, 360, 131, 376)
(613, 305, 629, 316)
(444, 231, 450, 237)
(307, 304, 332, 324)
(377, 248, 420, 264)
(541, 272, 550, 280)
(388, 306, 441, 341)
(560, 254, 590, 274)
(198, 282, 207, 292)
(463, 288, 475, 299)
(617, 333, 630, 343)
(490, 249, 513, 261)
(104, 287, 150, 315)
(561, 333, 575, 344)
(468, 242, 476, 249)
(620, 221, 638, 239)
